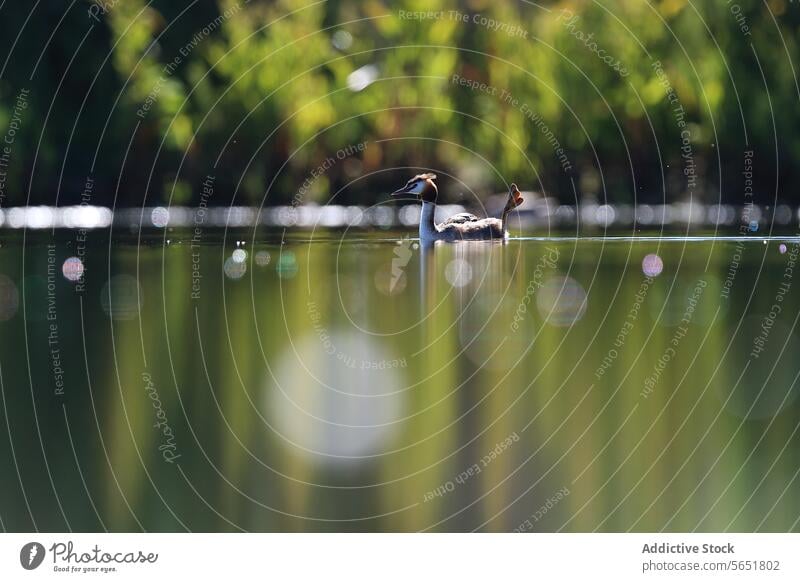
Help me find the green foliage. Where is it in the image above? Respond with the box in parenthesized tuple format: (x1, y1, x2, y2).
(0, 0, 798, 206)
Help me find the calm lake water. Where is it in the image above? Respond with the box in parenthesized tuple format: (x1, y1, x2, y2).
(1, 230, 799, 532)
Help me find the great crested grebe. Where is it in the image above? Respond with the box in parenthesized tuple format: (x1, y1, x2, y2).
(391, 173, 524, 243)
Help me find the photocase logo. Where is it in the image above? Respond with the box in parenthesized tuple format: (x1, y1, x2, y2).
(390, 236, 415, 293)
(19, 542, 45, 570)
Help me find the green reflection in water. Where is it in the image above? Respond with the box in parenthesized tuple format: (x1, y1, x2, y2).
(0, 232, 798, 532)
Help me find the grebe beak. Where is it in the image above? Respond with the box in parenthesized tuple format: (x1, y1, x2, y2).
(391, 184, 417, 196)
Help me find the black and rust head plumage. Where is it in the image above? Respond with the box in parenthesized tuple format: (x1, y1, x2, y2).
(414, 172, 437, 181)
(391, 173, 439, 202)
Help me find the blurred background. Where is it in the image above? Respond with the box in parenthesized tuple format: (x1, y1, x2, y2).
(2, 0, 800, 534)
(0, 0, 798, 210)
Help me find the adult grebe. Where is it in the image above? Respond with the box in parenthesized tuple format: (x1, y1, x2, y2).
(391, 173, 524, 242)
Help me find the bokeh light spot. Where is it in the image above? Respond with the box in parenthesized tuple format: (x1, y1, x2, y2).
(445, 259, 472, 288)
(151, 206, 170, 228)
(62, 257, 84, 282)
(224, 256, 246, 280)
(642, 254, 664, 277)
(267, 332, 404, 465)
(255, 251, 271, 266)
(232, 249, 247, 264)
(276, 251, 298, 279)
(537, 276, 587, 327)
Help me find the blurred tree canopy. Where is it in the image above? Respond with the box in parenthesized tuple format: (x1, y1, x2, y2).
(0, 0, 798, 208)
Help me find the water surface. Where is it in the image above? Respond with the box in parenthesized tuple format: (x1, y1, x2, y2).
(1, 231, 799, 532)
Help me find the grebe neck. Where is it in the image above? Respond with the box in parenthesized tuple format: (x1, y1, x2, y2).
(420, 201, 437, 239)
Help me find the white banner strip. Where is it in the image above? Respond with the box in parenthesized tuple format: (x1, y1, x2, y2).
(1, 533, 798, 581)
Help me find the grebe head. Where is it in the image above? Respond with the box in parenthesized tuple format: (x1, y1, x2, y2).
(391, 173, 438, 203)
